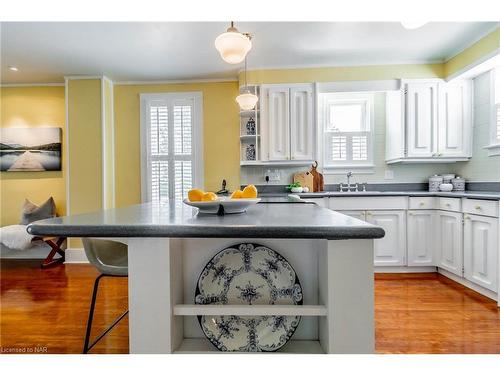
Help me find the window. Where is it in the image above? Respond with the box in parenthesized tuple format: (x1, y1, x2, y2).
(140, 92, 203, 202)
(320, 92, 374, 172)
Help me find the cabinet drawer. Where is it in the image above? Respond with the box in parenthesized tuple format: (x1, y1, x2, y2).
(329, 196, 408, 211)
(409, 197, 436, 210)
(462, 199, 498, 218)
(438, 197, 461, 212)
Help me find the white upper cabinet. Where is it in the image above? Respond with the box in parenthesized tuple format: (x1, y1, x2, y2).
(406, 82, 438, 157)
(463, 214, 498, 292)
(261, 84, 314, 162)
(290, 85, 314, 160)
(366, 210, 406, 266)
(385, 79, 472, 163)
(407, 210, 435, 266)
(267, 86, 290, 161)
(438, 80, 472, 157)
(436, 210, 463, 277)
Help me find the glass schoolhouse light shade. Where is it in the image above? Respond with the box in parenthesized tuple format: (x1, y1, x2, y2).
(215, 24, 252, 64)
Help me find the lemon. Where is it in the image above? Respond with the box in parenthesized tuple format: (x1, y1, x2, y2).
(201, 192, 218, 201)
(230, 189, 244, 199)
(188, 189, 205, 202)
(242, 184, 258, 198)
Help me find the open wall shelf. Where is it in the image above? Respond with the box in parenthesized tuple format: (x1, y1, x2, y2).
(174, 338, 324, 354)
(239, 85, 261, 164)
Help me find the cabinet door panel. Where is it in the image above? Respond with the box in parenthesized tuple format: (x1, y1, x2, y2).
(438, 81, 471, 157)
(267, 87, 290, 160)
(464, 214, 498, 292)
(407, 210, 434, 266)
(436, 211, 463, 276)
(367, 210, 406, 266)
(406, 82, 438, 157)
(290, 85, 314, 160)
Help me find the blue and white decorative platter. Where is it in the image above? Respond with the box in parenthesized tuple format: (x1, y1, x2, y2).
(195, 243, 303, 352)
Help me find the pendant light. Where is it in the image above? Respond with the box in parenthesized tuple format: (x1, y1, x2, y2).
(236, 57, 258, 111)
(215, 22, 252, 64)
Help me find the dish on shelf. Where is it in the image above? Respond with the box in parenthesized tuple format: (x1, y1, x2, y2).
(183, 197, 261, 214)
(195, 243, 303, 352)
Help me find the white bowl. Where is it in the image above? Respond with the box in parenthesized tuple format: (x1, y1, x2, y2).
(183, 197, 261, 214)
(291, 187, 303, 193)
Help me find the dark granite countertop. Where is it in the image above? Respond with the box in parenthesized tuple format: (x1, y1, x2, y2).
(27, 201, 385, 240)
(259, 191, 500, 200)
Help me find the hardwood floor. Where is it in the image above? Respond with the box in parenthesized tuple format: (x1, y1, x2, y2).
(1, 262, 499, 354)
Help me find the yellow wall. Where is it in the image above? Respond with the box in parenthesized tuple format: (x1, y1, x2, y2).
(0, 86, 66, 226)
(239, 63, 444, 85)
(113, 81, 240, 207)
(103, 79, 114, 209)
(67, 79, 102, 215)
(445, 27, 500, 78)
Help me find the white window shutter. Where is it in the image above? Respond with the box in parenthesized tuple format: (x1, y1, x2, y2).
(144, 95, 198, 202)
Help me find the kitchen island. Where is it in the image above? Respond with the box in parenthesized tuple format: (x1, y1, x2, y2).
(27, 200, 384, 354)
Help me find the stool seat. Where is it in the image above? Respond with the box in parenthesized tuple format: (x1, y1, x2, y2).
(83, 238, 127, 276)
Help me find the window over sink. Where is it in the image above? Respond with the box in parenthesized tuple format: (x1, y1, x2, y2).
(319, 92, 375, 173)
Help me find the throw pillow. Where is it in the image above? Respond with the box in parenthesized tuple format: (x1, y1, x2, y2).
(20, 197, 56, 225)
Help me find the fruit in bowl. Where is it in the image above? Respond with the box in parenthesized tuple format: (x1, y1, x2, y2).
(230, 189, 244, 199)
(202, 192, 218, 201)
(187, 189, 218, 202)
(242, 184, 258, 198)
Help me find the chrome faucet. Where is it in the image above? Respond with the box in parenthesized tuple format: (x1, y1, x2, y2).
(339, 171, 358, 192)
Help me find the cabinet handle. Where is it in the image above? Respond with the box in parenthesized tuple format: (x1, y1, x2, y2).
(419, 202, 425, 206)
(446, 203, 451, 207)
(475, 205, 481, 210)
(366, 211, 372, 216)
(464, 215, 470, 220)
(409, 212, 413, 216)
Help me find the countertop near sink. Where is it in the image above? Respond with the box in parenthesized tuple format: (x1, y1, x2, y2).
(259, 191, 500, 200)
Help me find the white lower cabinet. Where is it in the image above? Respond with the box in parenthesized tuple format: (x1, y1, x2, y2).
(322, 196, 499, 301)
(463, 214, 498, 292)
(407, 210, 434, 266)
(436, 210, 463, 277)
(337, 210, 365, 221)
(366, 210, 406, 266)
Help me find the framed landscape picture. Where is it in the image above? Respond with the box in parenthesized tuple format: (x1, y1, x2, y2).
(0, 127, 62, 172)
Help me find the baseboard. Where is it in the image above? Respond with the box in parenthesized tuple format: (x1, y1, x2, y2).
(374, 266, 437, 273)
(437, 268, 498, 303)
(65, 248, 88, 263)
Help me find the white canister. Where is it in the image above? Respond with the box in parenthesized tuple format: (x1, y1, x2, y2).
(451, 177, 465, 191)
(429, 175, 443, 192)
(442, 174, 456, 183)
(439, 183, 453, 192)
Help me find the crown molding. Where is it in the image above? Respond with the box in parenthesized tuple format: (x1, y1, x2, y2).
(0, 82, 64, 87)
(444, 24, 500, 63)
(114, 77, 238, 85)
(237, 60, 446, 74)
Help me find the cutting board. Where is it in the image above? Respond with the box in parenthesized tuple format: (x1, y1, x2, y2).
(293, 171, 314, 192)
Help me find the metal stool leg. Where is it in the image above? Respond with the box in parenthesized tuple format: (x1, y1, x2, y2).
(83, 274, 128, 354)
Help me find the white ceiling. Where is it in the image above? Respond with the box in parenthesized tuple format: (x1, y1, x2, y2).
(1, 22, 498, 84)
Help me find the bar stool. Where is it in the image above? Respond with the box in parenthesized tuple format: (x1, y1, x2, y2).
(82, 238, 128, 354)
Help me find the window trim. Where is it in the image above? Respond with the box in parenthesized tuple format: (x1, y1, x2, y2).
(140, 92, 204, 203)
(318, 92, 375, 174)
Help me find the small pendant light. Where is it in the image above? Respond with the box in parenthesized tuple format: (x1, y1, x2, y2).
(236, 57, 258, 111)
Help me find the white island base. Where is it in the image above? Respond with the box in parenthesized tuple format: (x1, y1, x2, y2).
(126, 237, 375, 354)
